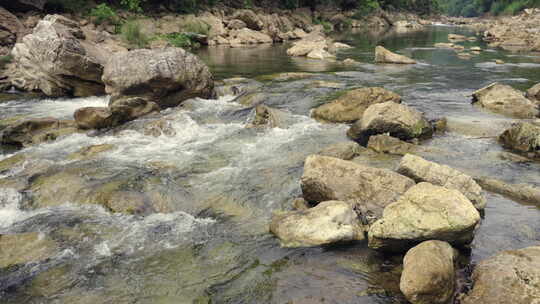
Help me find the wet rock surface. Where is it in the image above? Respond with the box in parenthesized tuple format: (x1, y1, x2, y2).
(270, 200, 364, 248)
(461, 246, 540, 304)
(400, 240, 456, 304)
(397, 154, 487, 210)
(472, 83, 539, 119)
(368, 182, 480, 252)
(347, 101, 433, 145)
(301, 155, 415, 224)
(311, 87, 401, 123)
(374, 46, 416, 64)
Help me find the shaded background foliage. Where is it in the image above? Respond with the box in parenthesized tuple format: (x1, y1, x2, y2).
(44, 0, 540, 17)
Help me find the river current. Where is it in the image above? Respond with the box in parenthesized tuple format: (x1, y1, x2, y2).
(0, 25, 539, 303)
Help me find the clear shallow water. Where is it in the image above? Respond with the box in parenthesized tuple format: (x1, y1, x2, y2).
(0, 25, 539, 303)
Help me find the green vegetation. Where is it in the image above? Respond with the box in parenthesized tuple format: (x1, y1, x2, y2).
(90, 4, 118, 24)
(439, 0, 540, 17)
(0, 55, 13, 70)
(121, 20, 149, 48)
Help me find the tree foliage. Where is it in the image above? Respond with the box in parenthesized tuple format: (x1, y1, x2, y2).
(438, 0, 540, 17)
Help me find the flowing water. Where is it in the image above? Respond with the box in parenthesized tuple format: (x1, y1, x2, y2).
(0, 25, 539, 303)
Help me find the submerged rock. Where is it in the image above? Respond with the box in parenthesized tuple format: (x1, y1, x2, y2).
(0, 232, 58, 268)
(499, 122, 540, 156)
(11, 15, 107, 97)
(374, 46, 416, 64)
(213, 77, 263, 97)
(347, 101, 433, 145)
(317, 141, 364, 160)
(68, 144, 116, 160)
(102, 47, 214, 109)
(461, 246, 540, 304)
(368, 182, 480, 252)
(0, 118, 79, 147)
(270, 200, 365, 248)
(247, 105, 287, 128)
(400, 240, 456, 304)
(311, 87, 401, 123)
(75, 97, 160, 130)
(472, 83, 539, 119)
(301, 155, 415, 224)
(448, 34, 467, 41)
(474, 176, 540, 206)
(367, 134, 417, 155)
(434, 43, 455, 49)
(397, 154, 487, 210)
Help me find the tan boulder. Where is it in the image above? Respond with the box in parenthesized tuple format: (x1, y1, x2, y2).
(375, 46, 416, 64)
(397, 154, 487, 210)
(270, 200, 364, 248)
(400, 240, 456, 304)
(368, 182, 480, 252)
(301, 155, 415, 224)
(472, 83, 539, 118)
(312, 87, 401, 123)
(347, 101, 433, 145)
(461, 246, 540, 304)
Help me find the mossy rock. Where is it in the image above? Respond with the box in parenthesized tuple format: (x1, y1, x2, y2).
(67, 144, 116, 161)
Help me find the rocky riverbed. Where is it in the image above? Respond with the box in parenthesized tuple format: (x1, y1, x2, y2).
(0, 7, 539, 304)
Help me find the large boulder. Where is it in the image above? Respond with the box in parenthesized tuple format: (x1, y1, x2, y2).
(74, 97, 159, 129)
(269, 200, 365, 248)
(301, 155, 415, 224)
(228, 28, 273, 46)
(0, 232, 58, 268)
(472, 83, 539, 118)
(231, 9, 264, 31)
(400, 240, 456, 304)
(311, 87, 401, 123)
(498, 122, 540, 156)
(1, 118, 79, 147)
(461, 246, 540, 304)
(286, 32, 331, 57)
(397, 154, 487, 210)
(102, 47, 214, 109)
(368, 182, 480, 252)
(11, 15, 107, 97)
(347, 101, 433, 145)
(374, 46, 416, 64)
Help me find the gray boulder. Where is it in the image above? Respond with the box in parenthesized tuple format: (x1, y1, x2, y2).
(400, 240, 456, 304)
(301, 155, 415, 224)
(11, 15, 107, 97)
(368, 182, 480, 252)
(461, 246, 540, 304)
(270, 200, 365, 248)
(347, 101, 433, 145)
(311, 87, 401, 123)
(472, 83, 539, 118)
(397, 154, 486, 210)
(102, 47, 214, 109)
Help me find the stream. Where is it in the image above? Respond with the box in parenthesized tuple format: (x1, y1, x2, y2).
(0, 25, 539, 303)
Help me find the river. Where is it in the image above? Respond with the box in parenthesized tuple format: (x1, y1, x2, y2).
(0, 25, 539, 303)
